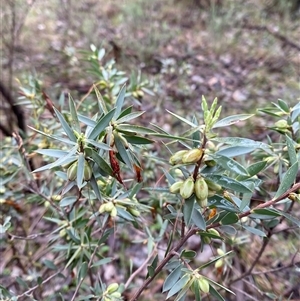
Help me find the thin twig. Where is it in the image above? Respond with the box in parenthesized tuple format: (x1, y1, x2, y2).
(16, 269, 63, 298)
(229, 231, 271, 284)
(125, 249, 157, 289)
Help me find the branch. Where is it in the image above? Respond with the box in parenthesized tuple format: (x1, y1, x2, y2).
(16, 269, 63, 298)
(129, 182, 300, 300)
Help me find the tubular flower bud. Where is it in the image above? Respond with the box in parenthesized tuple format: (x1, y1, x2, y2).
(204, 178, 222, 192)
(197, 197, 208, 208)
(169, 150, 188, 165)
(107, 283, 119, 294)
(274, 119, 288, 129)
(169, 181, 184, 194)
(194, 177, 209, 202)
(207, 228, 220, 237)
(128, 207, 140, 217)
(83, 160, 93, 181)
(180, 177, 195, 199)
(182, 149, 203, 164)
(110, 206, 117, 217)
(198, 277, 210, 293)
(67, 161, 78, 181)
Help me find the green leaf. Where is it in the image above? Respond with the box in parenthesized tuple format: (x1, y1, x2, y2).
(214, 137, 271, 154)
(43, 259, 57, 270)
(285, 135, 297, 165)
(91, 150, 113, 176)
(86, 139, 111, 151)
(215, 155, 249, 176)
(242, 225, 266, 236)
(251, 208, 281, 217)
(116, 124, 157, 135)
(88, 108, 116, 139)
(123, 135, 154, 145)
(35, 149, 68, 158)
(53, 106, 77, 142)
(147, 265, 155, 278)
(277, 99, 290, 113)
(272, 209, 300, 227)
(192, 209, 206, 230)
(114, 132, 133, 169)
(113, 84, 126, 119)
(209, 285, 225, 301)
(220, 212, 239, 225)
(166, 274, 190, 299)
(115, 111, 145, 124)
(274, 161, 298, 199)
(33, 145, 78, 172)
(60, 196, 78, 207)
(69, 95, 80, 133)
(77, 152, 85, 188)
(77, 262, 88, 282)
(213, 114, 254, 128)
(199, 251, 233, 270)
(181, 250, 196, 259)
(217, 146, 256, 157)
(163, 265, 183, 292)
(166, 110, 197, 127)
(208, 195, 239, 213)
(205, 175, 252, 193)
(28, 126, 77, 146)
(246, 161, 267, 177)
(92, 258, 113, 267)
(89, 175, 102, 201)
(194, 279, 202, 301)
(183, 196, 195, 226)
(94, 85, 108, 114)
(291, 102, 300, 122)
(78, 114, 97, 127)
(206, 277, 235, 295)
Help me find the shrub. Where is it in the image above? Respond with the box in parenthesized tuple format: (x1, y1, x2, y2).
(1, 46, 299, 301)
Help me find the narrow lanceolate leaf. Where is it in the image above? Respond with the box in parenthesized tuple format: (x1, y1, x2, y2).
(274, 161, 298, 199)
(113, 84, 127, 120)
(33, 145, 78, 172)
(166, 110, 198, 127)
(212, 114, 254, 128)
(166, 274, 191, 299)
(85, 139, 111, 151)
(123, 135, 154, 145)
(90, 150, 113, 176)
(28, 126, 77, 146)
(205, 175, 252, 193)
(216, 146, 256, 157)
(88, 108, 116, 139)
(114, 132, 133, 170)
(214, 137, 271, 154)
(116, 124, 157, 135)
(89, 175, 101, 201)
(35, 149, 68, 158)
(215, 155, 249, 176)
(163, 265, 183, 292)
(69, 95, 80, 133)
(53, 106, 77, 142)
(242, 225, 266, 237)
(183, 196, 195, 226)
(192, 208, 206, 230)
(94, 84, 108, 114)
(115, 111, 145, 124)
(246, 161, 267, 177)
(285, 135, 297, 165)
